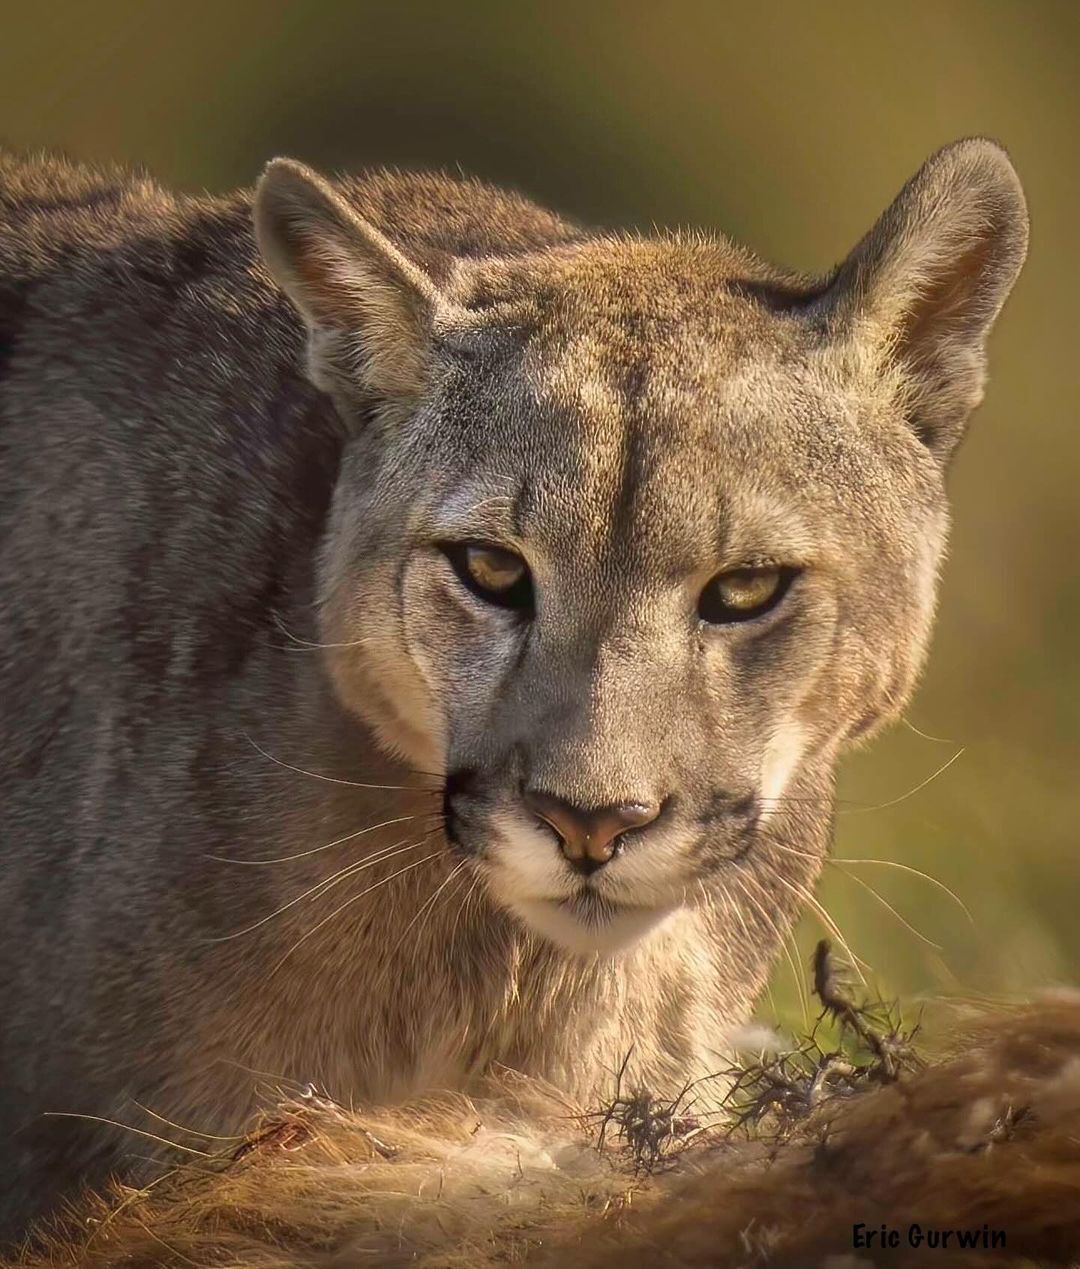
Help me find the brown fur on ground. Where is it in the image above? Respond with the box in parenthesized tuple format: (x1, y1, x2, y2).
(10, 994, 1080, 1269)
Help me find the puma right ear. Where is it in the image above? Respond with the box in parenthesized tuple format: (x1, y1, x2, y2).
(820, 138, 1028, 460)
(254, 159, 450, 409)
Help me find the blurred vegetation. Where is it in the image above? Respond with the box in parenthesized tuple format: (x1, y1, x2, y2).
(2, 0, 1077, 1020)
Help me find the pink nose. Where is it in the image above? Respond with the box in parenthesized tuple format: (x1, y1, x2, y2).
(522, 790, 660, 873)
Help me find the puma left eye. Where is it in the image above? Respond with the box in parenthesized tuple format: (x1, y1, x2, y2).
(698, 566, 795, 624)
(441, 542, 534, 612)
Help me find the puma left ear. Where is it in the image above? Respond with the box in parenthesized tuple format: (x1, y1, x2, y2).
(254, 158, 451, 410)
(821, 138, 1028, 459)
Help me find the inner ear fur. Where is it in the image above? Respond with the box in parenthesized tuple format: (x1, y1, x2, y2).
(253, 158, 451, 407)
(820, 137, 1028, 458)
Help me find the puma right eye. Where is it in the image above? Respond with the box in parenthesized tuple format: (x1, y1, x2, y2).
(698, 566, 795, 624)
(440, 542, 534, 612)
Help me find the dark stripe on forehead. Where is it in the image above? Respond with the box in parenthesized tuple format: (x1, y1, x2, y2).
(615, 309, 650, 409)
(610, 407, 649, 552)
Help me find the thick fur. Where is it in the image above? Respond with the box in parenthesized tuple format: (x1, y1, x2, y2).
(7, 997, 1080, 1267)
(0, 142, 1026, 1238)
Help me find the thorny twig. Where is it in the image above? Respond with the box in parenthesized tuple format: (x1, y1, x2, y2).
(585, 940, 925, 1164)
(718, 940, 922, 1141)
(581, 1048, 716, 1174)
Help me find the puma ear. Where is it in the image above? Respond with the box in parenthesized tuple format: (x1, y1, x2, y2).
(820, 138, 1028, 459)
(254, 158, 450, 408)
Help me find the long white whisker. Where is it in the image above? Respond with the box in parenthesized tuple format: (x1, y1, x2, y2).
(839, 747, 965, 816)
(831, 864, 942, 950)
(738, 874, 811, 1029)
(449, 872, 482, 959)
(720, 881, 781, 1022)
(271, 614, 368, 651)
(900, 716, 956, 744)
(831, 856, 974, 926)
(129, 1101, 245, 1143)
(280, 636, 407, 653)
(243, 733, 436, 792)
(206, 814, 430, 866)
(764, 866, 871, 983)
(391, 859, 469, 961)
(206, 836, 425, 943)
(269, 850, 444, 976)
(766, 836, 974, 929)
(40, 1113, 214, 1158)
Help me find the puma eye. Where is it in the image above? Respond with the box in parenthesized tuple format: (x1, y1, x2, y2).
(698, 566, 795, 624)
(441, 542, 534, 612)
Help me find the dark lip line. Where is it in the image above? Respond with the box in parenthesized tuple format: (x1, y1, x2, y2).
(554, 892, 658, 916)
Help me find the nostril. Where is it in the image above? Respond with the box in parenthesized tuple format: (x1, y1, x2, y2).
(522, 789, 661, 869)
(613, 802, 661, 832)
(522, 789, 572, 844)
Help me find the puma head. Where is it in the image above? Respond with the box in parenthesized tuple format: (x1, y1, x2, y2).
(254, 139, 1027, 954)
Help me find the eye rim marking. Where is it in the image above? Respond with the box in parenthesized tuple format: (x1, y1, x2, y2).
(438, 540, 535, 613)
(697, 564, 799, 625)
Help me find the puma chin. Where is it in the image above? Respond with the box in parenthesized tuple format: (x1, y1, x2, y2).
(447, 803, 755, 954)
(510, 895, 672, 956)
(478, 816, 677, 954)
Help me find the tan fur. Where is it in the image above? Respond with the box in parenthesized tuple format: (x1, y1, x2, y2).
(9, 997, 1080, 1267)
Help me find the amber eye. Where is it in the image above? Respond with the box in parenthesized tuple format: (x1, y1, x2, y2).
(698, 566, 794, 624)
(441, 542, 533, 612)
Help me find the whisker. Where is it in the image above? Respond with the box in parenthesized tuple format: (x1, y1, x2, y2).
(391, 859, 470, 961)
(280, 635, 406, 653)
(212, 1057, 310, 1090)
(243, 733, 439, 792)
(831, 865, 942, 950)
(207, 813, 436, 866)
(449, 871, 482, 958)
(765, 836, 975, 938)
(762, 838, 826, 866)
(738, 874, 811, 1029)
(129, 1101, 245, 1143)
(831, 856, 974, 926)
(717, 882, 780, 1021)
(206, 836, 429, 943)
(40, 1113, 214, 1158)
(269, 846, 445, 977)
(272, 614, 374, 652)
(901, 715, 957, 745)
(763, 866, 871, 983)
(839, 747, 965, 816)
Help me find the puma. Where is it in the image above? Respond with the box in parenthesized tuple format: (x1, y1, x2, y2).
(0, 138, 1027, 1238)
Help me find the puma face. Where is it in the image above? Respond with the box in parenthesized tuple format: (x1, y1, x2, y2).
(255, 140, 1027, 954)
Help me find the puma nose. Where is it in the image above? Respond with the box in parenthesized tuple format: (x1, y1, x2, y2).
(522, 790, 660, 874)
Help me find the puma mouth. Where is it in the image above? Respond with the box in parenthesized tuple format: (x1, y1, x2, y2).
(510, 892, 675, 955)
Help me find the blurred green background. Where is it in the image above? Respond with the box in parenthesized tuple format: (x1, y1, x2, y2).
(3, 0, 1077, 1021)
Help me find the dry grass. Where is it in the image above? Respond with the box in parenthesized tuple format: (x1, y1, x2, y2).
(9, 951, 1080, 1268)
